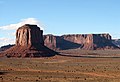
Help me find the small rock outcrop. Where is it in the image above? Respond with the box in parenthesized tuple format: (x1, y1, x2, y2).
(44, 34, 119, 50)
(2, 24, 56, 57)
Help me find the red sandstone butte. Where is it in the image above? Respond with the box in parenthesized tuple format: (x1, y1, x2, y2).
(2, 24, 56, 57)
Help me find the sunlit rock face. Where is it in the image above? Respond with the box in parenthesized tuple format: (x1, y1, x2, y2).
(16, 24, 44, 46)
(44, 34, 57, 50)
(44, 34, 119, 50)
(2, 24, 56, 57)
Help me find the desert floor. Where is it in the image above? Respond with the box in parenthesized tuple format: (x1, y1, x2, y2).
(0, 50, 120, 82)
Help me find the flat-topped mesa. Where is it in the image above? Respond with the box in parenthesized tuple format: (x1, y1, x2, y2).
(44, 33, 119, 50)
(16, 24, 44, 46)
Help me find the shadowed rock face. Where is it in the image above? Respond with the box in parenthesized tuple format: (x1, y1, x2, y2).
(44, 34, 119, 50)
(0, 44, 14, 52)
(2, 24, 56, 57)
(112, 39, 120, 47)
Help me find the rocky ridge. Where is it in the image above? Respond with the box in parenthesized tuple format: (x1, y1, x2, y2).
(44, 34, 119, 50)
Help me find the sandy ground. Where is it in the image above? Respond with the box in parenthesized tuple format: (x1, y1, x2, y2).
(0, 54, 120, 82)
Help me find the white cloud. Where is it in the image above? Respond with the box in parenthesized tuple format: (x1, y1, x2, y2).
(0, 18, 45, 47)
(0, 37, 15, 47)
(0, 18, 44, 30)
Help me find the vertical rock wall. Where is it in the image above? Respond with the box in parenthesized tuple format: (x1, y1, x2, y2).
(44, 34, 119, 50)
(3, 24, 56, 57)
(16, 24, 44, 46)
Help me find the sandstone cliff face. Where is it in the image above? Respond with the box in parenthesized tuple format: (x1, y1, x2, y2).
(44, 34, 56, 50)
(92, 34, 113, 49)
(44, 35, 82, 50)
(3, 24, 56, 57)
(16, 24, 44, 46)
(44, 34, 119, 50)
(61, 34, 94, 50)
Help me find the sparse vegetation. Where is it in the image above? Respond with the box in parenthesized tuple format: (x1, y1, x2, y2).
(59, 49, 120, 57)
(0, 50, 120, 82)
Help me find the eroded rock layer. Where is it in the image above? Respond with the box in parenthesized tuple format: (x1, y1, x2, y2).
(44, 34, 119, 50)
(2, 24, 56, 57)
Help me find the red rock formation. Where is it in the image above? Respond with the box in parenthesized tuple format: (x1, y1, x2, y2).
(2, 24, 56, 57)
(44, 34, 56, 50)
(16, 24, 44, 46)
(0, 44, 14, 52)
(44, 34, 119, 50)
(62, 34, 94, 49)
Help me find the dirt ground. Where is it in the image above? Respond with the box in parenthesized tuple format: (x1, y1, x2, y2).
(0, 50, 120, 82)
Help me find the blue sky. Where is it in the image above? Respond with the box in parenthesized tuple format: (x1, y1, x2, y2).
(0, 0, 120, 46)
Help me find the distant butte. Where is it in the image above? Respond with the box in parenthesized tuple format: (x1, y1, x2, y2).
(2, 24, 56, 57)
